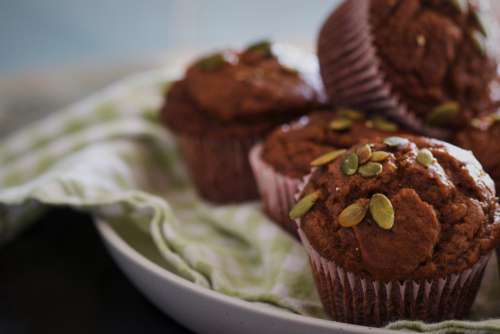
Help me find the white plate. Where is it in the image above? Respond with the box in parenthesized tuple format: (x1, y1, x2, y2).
(95, 220, 399, 334)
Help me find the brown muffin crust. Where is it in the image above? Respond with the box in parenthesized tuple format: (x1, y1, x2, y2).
(370, 0, 498, 129)
(455, 112, 500, 193)
(299, 136, 499, 281)
(261, 111, 411, 178)
(161, 43, 325, 138)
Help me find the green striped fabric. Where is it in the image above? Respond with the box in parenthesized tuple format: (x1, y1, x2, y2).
(0, 69, 499, 333)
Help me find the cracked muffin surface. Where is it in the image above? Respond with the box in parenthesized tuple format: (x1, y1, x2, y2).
(370, 0, 498, 130)
(261, 111, 411, 178)
(298, 136, 500, 281)
(161, 42, 325, 138)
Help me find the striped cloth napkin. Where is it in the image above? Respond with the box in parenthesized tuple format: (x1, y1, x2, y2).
(0, 68, 499, 333)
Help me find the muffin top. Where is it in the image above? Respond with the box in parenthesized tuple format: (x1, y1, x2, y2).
(295, 135, 499, 281)
(370, 0, 498, 130)
(161, 41, 325, 137)
(455, 111, 500, 191)
(261, 110, 408, 178)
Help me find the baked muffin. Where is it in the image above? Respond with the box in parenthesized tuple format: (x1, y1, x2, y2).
(292, 135, 500, 326)
(161, 41, 325, 203)
(455, 112, 500, 271)
(249, 109, 409, 235)
(455, 112, 500, 193)
(318, 0, 499, 139)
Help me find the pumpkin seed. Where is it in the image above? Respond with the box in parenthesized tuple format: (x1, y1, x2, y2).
(310, 149, 346, 167)
(372, 117, 398, 132)
(246, 40, 273, 57)
(471, 10, 487, 36)
(371, 151, 390, 162)
(492, 114, 500, 123)
(197, 53, 227, 71)
(427, 101, 460, 126)
(449, 0, 468, 13)
(471, 118, 483, 129)
(416, 149, 435, 167)
(470, 30, 487, 57)
(341, 153, 359, 176)
(289, 191, 321, 220)
(384, 136, 409, 147)
(338, 201, 368, 228)
(338, 108, 364, 121)
(356, 144, 372, 164)
(416, 34, 426, 47)
(329, 118, 352, 131)
(369, 193, 394, 230)
(358, 162, 383, 178)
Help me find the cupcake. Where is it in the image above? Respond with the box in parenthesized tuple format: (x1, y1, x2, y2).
(318, 0, 499, 139)
(455, 112, 500, 271)
(249, 109, 410, 235)
(161, 41, 325, 203)
(292, 135, 500, 326)
(455, 112, 500, 193)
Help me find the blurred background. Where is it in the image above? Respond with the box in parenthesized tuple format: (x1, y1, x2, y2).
(0, 0, 339, 134)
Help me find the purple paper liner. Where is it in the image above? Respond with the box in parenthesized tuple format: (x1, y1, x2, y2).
(249, 144, 302, 236)
(497, 247, 500, 276)
(177, 134, 259, 203)
(317, 0, 450, 139)
(297, 226, 491, 326)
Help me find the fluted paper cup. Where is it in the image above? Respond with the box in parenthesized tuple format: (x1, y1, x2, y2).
(249, 144, 302, 236)
(297, 227, 490, 326)
(317, 0, 450, 139)
(178, 134, 259, 203)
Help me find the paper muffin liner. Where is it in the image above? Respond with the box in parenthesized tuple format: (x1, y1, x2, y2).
(497, 247, 500, 275)
(249, 144, 302, 236)
(177, 134, 259, 203)
(297, 227, 490, 326)
(317, 0, 450, 139)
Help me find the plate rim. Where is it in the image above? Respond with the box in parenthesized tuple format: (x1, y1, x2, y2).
(95, 219, 401, 334)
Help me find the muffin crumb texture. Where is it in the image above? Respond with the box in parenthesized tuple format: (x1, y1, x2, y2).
(262, 111, 407, 178)
(300, 136, 500, 281)
(370, 0, 497, 128)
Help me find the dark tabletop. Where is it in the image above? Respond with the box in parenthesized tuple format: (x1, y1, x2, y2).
(0, 208, 193, 334)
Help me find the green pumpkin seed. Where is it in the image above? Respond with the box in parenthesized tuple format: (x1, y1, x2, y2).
(492, 114, 500, 123)
(471, 118, 483, 129)
(329, 118, 352, 131)
(371, 151, 391, 162)
(338, 201, 368, 228)
(416, 34, 426, 47)
(197, 53, 227, 71)
(416, 149, 435, 167)
(310, 149, 346, 167)
(470, 30, 487, 57)
(358, 162, 383, 178)
(246, 40, 273, 57)
(372, 117, 398, 132)
(356, 144, 372, 164)
(427, 101, 460, 126)
(289, 191, 321, 220)
(449, 0, 468, 13)
(341, 153, 359, 176)
(384, 136, 409, 148)
(471, 10, 487, 36)
(338, 108, 364, 121)
(369, 193, 394, 230)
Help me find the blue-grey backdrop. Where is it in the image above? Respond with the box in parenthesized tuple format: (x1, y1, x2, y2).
(0, 0, 339, 74)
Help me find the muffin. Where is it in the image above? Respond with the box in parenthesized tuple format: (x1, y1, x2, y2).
(455, 112, 500, 193)
(292, 135, 500, 326)
(249, 109, 409, 235)
(161, 41, 325, 203)
(455, 112, 500, 271)
(317, 0, 499, 139)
